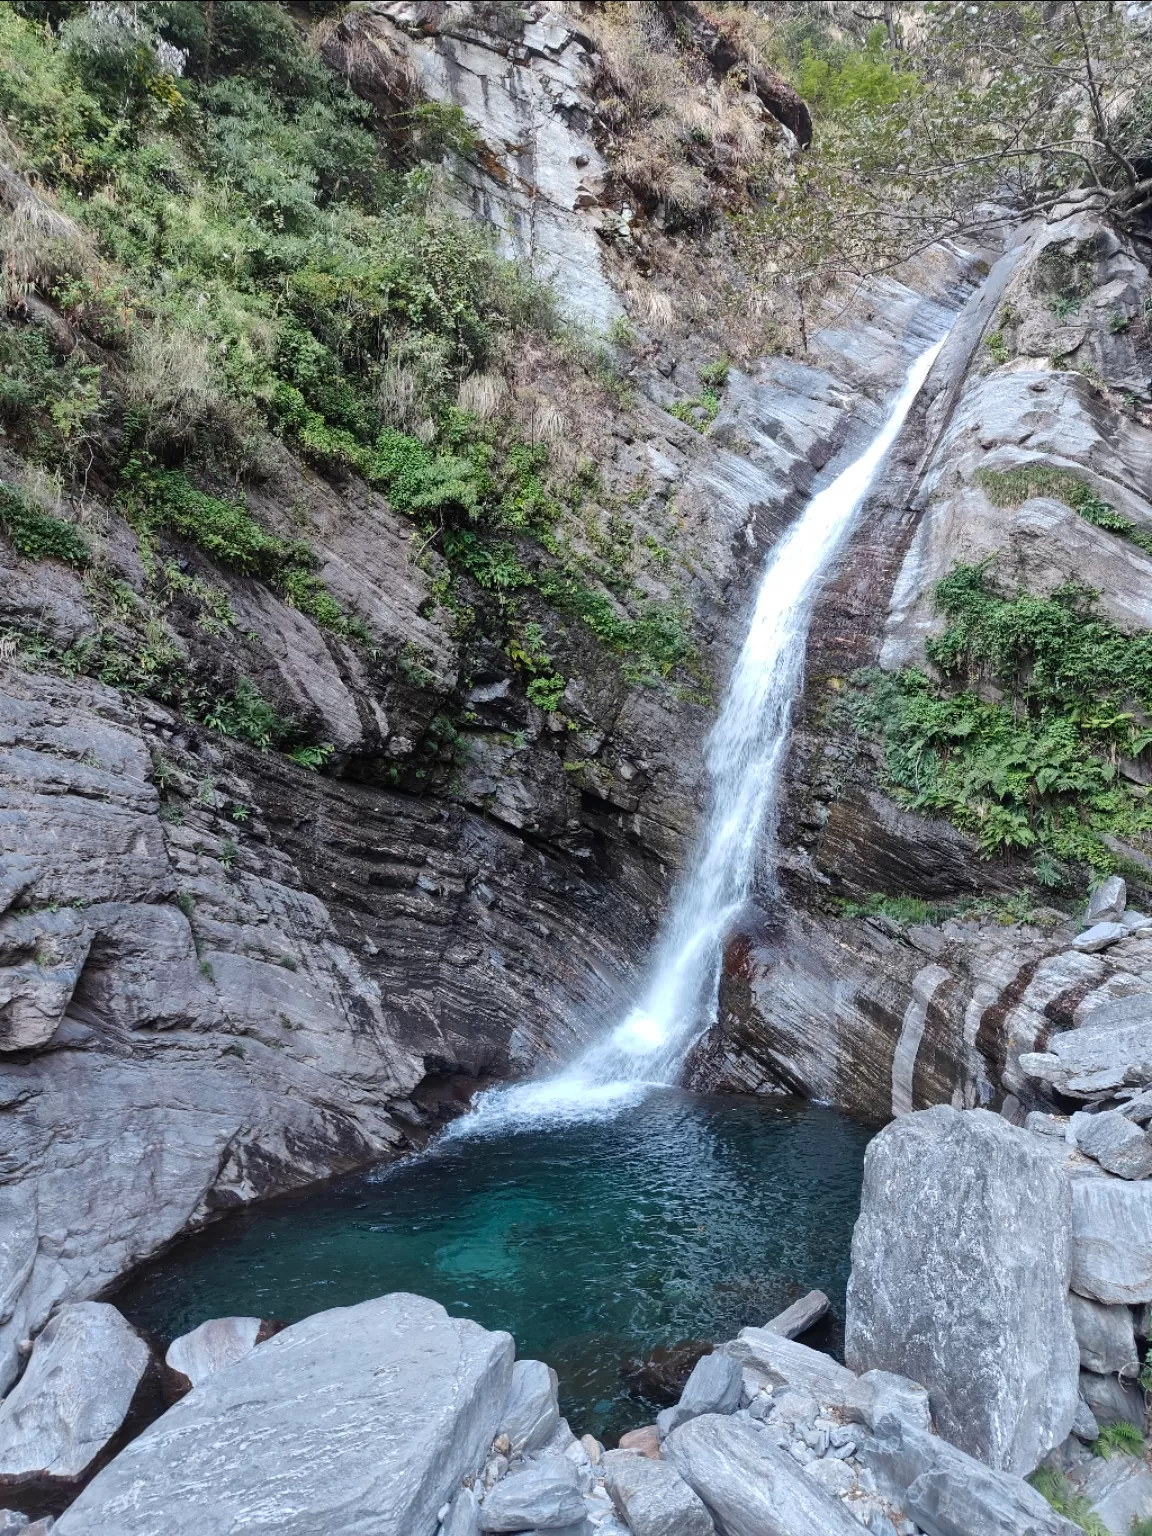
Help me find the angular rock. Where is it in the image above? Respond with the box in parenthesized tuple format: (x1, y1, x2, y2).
(1068, 1295, 1137, 1376)
(1070, 1177, 1152, 1303)
(478, 1466, 585, 1532)
(1025, 1112, 1069, 1138)
(663, 1413, 865, 1536)
(0, 1302, 150, 1488)
(843, 1370, 932, 1435)
(54, 1295, 513, 1536)
(1078, 1368, 1144, 1428)
(1120, 1088, 1152, 1124)
(0, 908, 94, 1052)
(1075, 1454, 1152, 1534)
(440, 1486, 480, 1536)
(164, 1317, 266, 1397)
(804, 1456, 856, 1497)
(500, 1359, 560, 1455)
(717, 1330, 855, 1405)
(860, 1420, 1083, 1536)
(601, 1449, 715, 1536)
(657, 1353, 742, 1439)
(1123, 909, 1152, 932)
(1072, 923, 1128, 954)
(1074, 1111, 1152, 1179)
(763, 1291, 829, 1339)
(1087, 877, 1127, 925)
(845, 1107, 1078, 1475)
(1072, 1397, 1100, 1442)
(0, 1515, 27, 1534)
(617, 1426, 661, 1459)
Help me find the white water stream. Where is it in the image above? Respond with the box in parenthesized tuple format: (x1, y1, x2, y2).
(453, 336, 946, 1135)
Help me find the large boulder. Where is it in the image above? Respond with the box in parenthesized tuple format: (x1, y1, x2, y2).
(845, 1107, 1079, 1474)
(54, 1294, 513, 1536)
(1068, 1295, 1137, 1376)
(0, 1302, 151, 1489)
(601, 1449, 715, 1536)
(477, 1463, 586, 1531)
(662, 1414, 865, 1536)
(657, 1353, 742, 1439)
(860, 1419, 1083, 1536)
(1070, 1176, 1152, 1302)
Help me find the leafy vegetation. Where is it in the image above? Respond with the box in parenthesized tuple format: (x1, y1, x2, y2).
(852, 563, 1152, 870)
(0, 481, 89, 565)
(1028, 1467, 1109, 1536)
(836, 891, 1063, 928)
(1092, 1420, 1144, 1459)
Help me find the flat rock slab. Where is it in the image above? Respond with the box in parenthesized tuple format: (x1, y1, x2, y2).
(861, 1420, 1083, 1536)
(762, 1291, 829, 1339)
(1075, 1454, 1152, 1535)
(0, 1302, 150, 1488)
(845, 1106, 1078, 1475)
(717, 1330, 854, 1405)
(1072, 923, 1128, 953)
(164, 1317, 265, 1395)
(663, 1414, 863, 1536)
(54, 1294, 513, 1536)
(602, 1448, 715, 1536)
(1070, 1177, 1152, 1303)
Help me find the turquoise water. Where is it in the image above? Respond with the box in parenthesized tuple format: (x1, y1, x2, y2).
(115, 1090, 870, 1442)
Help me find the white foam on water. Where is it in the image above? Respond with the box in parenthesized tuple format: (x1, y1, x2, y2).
(449, 336, 946, 1141)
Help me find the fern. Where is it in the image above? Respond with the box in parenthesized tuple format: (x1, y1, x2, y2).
(1028, 1467, 1110, 1534)
(1093, 1419, 1144, 1458)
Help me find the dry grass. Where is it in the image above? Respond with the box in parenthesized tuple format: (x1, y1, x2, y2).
(457, 369, 508, 420)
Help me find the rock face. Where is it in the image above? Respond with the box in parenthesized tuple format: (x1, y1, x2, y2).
(0, 1303, 151, 1489)
(662, 1414, 865, 1536)
(53, 1294, 513, 1536)
(499, 1360, 561, 1456)
(845, 1107, 1079, 1474)
(1069, 1176, 1152, 1303)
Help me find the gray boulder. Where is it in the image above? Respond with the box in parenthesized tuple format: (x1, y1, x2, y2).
(845, 1107, 1079, 1475)
(762, 1291, 829, 1339)
(0, 1515, 28, 1534)
(601, 1448, 715, 1536)
(717, 1330, 854, 1405)
(1071, 922, 1128, 954)
(1068, 1295, 1137, 1376)
(478, 1465, 585, 1532)
(1075, 1454, 1152, 1534)
(1078, 1368, 1144, 1428)
(499, 1359, 560, 1455)
(54, 1294, 513, 1536)
(1072, 1397, 1100, 1442)
(1086, 877, 1127, 925)
(164, 1316, 266, 1395)
(843, 1370, 932, 1435)
(1020, 999, 1152, 1097)
(0, 1302, 150, 1487)
(663, 1414, 864, 1536)
(440, 1487, 480, 1536)
(657, 1353, 742, 1439)
(1120, 1088, 1152, 1123)
(1070, 1176, 1152, 1303)
(860, 1420, 1083, 1535)
(1073, 1111, 1152, 1179)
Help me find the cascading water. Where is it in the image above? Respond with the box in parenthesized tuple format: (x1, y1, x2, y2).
(454, 336, 947, 1134)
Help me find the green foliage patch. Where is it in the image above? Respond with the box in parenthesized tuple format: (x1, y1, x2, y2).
(978, 466, 1152, 560)
(1028, 1467, 1109, 1535)
(1093, 1420, 1144, 1459)
(0, 481, 89, 565)
(852, 563, 1152, 868)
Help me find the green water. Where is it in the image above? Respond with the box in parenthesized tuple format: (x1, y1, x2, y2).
(115, 1090, 870, 1442)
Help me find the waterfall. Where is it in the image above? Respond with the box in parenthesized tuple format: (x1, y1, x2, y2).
(453, 336, 946, 1135)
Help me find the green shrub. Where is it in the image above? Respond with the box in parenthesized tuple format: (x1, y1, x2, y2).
(0, 481, 89, 564)
(978, 466, 1152, 559)
(698, 357, 730, 389)
(199, 679, 292, 752)
(852, 563, 1152, 866)
(668, 391, 721, 430)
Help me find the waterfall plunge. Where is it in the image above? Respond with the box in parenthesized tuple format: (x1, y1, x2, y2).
(453, 336, 946, 1135)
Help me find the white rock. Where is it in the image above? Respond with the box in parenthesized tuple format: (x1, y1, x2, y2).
(1070, 1176, 1152, 1303)
(441, 1486, 480, 1536)
(54, 1294, 513, 1536)
(845, 1107, 1078, 1475)
(1074, 1111, 1152, 1179)
(762, 1292, 830, 1339)
(600, 1449, 715, 1536)
(658, 1353, 743, 1438)
(804, 1456, 857, 1497)
(843, 1372, 932, 1435)
(0, 1302, 150, 1487)
(663, 1413, 865, 1535)
(718, 1332, 855, 1406)
(478, 1465, 586, 1532)
(164, 1316, 264, 1392)
(500, 1360, 560, 1455)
